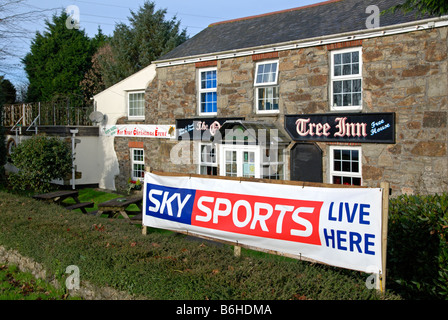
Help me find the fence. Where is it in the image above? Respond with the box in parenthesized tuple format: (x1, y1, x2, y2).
(2, 97, 93, 128)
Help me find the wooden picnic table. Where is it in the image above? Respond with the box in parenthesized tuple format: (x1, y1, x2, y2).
(96, 196, 143, 224)
(32, 190, 94, 214)
(33, 190, 81, 204)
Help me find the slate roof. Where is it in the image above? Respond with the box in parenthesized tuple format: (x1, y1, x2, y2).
(158, 0, 435, 61)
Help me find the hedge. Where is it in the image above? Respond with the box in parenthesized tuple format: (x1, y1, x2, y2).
(0, 191, 396, 300)
(387, 193, 448, 299)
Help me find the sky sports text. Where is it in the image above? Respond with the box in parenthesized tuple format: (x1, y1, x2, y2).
(146, 184, 378, 255)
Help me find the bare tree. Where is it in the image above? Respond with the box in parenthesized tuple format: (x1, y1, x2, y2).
(0, 0, 56, 74)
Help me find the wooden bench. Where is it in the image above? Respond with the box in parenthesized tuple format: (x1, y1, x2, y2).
(64, 202, 95, 214)
(97, 196, 143, 223)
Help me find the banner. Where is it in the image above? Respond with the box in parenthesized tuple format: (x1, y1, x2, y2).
(143, 173, 384, 274)
(103, 125, 176, 138)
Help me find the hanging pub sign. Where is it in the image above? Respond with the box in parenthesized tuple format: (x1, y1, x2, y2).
(176, 117, 244, 141)
(285, 113, 395, 144)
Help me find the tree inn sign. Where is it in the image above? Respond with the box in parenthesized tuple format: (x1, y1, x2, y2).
(285, 113, 395, 144)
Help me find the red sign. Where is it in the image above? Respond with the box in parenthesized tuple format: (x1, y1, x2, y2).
(192, 190, 323, 245)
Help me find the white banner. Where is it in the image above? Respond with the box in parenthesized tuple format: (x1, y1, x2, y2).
(143, 173, 384, 274)
(103, 125, 176, 138)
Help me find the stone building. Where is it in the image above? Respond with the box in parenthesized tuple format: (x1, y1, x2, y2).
(110, 0, 447, 195)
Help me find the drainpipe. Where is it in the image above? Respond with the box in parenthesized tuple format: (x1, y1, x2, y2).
(70, 129, 79, 190)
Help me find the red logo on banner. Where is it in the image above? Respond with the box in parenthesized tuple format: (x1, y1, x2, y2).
(192, 190, 323, 245)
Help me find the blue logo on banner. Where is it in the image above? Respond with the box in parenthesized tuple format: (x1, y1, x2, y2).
(145, 183, 196, 225)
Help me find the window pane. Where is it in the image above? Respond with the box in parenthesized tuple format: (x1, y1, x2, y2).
(333, 81, 342, 93)
(133, 164, 145, 179)
(334, 149, 341, 160)
(331, 148, 361, 186)
(352, 161, 359, 173)
(133, 149, 144, 162)
(201, 144, 216, 164)
(342, 150, 351, 161)
(343, 52, 351, 64)
(333, 94, 342, 107)
(201, 70, 217, 89)
(343, 80, 352, 93)
(334, 53, 341, 65)
(201, 166, 217, 176)
(334, 160, 341, 171)
(257, 86, 279, 111)
(353, 79, 362, 92)
(342, 161, 351, 172)
(342, 176, 352, 185)
(333, 176, 342, 184)
(333, 51, 360, 77)
(343, 94, 352, 106)
(201, 92, 217, 113)
(343, 64, 351, 75)
(243, 151, 255, 178)
(334, 65, 342, 76)
(255, 62, 278, 84)
(129, 92, 144, 117)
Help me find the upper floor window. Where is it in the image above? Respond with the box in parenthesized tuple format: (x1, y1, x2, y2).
(198, 68, 217, 115)
(254, 60, 279, 113)
(128, 91, 145, 120)
(331, 48, 362, 111)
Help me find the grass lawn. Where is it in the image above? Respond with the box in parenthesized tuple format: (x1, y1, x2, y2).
(0, 188, 402, 300)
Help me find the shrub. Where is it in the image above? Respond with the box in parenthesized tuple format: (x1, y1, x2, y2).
(8, 135, 72, 193)
(387, 194, 448, 299)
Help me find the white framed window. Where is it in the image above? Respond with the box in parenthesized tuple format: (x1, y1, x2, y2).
(131, 148, 145, 180)
(329, 146, 362, 186)
(198, 67, 217, 115)
(330, 48, 362, 111)
(254, 60, 279, 113)
(128, 91, 145, 120)
(198, 143, 218, 176)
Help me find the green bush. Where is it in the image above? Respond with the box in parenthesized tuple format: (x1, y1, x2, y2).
(8, 135, 72, 193)
(388, 194, 448, 299)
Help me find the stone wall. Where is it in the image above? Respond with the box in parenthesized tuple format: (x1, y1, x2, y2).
(134, 27, 448, 195)
(361, 27, 447, 194)
(0, 246, 140, 300)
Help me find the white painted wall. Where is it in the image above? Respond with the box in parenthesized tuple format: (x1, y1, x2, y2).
(4, 133, 101, 187)
(94, 64, 157, 190)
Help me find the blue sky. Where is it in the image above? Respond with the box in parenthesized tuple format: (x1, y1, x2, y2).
(3, 0, 321, 87)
